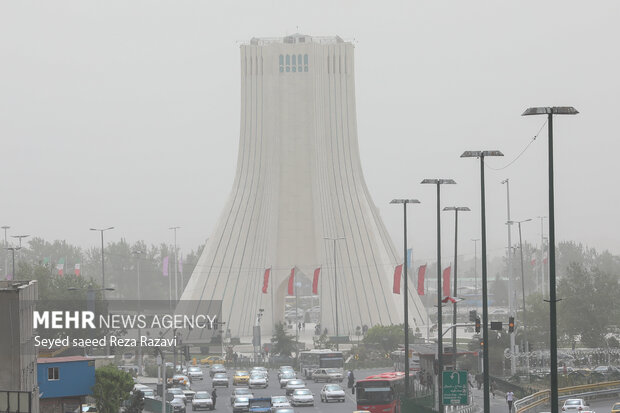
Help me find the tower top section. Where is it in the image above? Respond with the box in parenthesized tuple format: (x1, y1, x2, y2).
(247, 34, 346, 46)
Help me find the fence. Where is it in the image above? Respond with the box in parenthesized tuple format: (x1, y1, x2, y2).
(514, 380, 620, 413)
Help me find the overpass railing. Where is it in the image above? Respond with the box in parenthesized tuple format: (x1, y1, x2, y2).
(515, 380, 620, 413)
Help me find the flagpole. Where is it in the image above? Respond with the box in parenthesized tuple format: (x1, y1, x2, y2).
(270, 267, 274, 331)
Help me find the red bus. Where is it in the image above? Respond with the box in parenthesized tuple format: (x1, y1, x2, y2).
(355, 372, 405, 413)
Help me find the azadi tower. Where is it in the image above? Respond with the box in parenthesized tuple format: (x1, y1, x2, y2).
(180, 34, 427, 338)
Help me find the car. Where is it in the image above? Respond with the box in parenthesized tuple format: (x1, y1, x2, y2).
(201, 355, 226, 366)
(230, 388, 254, 405)
(234, 370, 251, 386)
(593, 365, 620, 375)
(278, 366, 294, 378)
(561, 399, 589, 411)
(78, 404, 97, 413)
(271, 408, 294, 413)
(213, 372, 230, 387)
(251, 367, 269, 379)
(285, 379, 306, 396)
(168, 374, 190, 387)
(169, 397, 186, 413)
(210, 364, 227, 378)
(133, 384, 155, 399)
(167, 388, 187, 404)
(248, 397, 272, 413)
(233, 396, 252, 413)
(312, 368, 343, 383)
(270, 396, 290, 410)
(249, 373, 268, 389)
(289, 388, 314, 406)
(187, 366, 204, 381)
(320, 383, 346, 403)
(191, 391, 214, 411)
(181, 388, 196, 403)
(176, 365, 188, 375)
(279, 371, 296, 388)
(611, 402, 620, 413)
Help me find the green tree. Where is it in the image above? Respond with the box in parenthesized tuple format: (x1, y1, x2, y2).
(363, 325, 405, 352)
(271, 322, 296, 356)
(92, 365, 134, 413)
(126, 389, 145, 413)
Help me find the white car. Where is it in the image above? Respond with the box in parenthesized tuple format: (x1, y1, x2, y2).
(561, 399, 590, 411)
(279, 372, 296, 388)
(320, 384, 346, 403)
(285, 379, 306, 395)
(191, 391, 214, 411)
(212, 372, 229, 387)
(167, 388, 187, 404)
(249, 374, 268, 389)
(187, 366, 204, 381)
(289, 388, 314, 406)
(270, 396, 291, 410)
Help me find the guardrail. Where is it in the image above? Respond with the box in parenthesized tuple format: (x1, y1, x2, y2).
(515, 380, 620, 413)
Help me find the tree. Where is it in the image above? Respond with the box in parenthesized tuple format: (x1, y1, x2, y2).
(92, 365, 134, 413)
(363, 325, 405, 352)
(271, 322, 296, 356)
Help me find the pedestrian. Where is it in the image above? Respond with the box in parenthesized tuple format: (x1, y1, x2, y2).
(302, 322, 305, 330)
(348, 370, 356, 394)
(298, 322, 302, 331)
(211, 388, 217, 408)
(490, 381, 495, 398)
(506, 390, 515, 413)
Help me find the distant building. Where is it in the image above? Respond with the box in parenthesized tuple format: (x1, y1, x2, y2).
(38, 356, 95, 413)
(0, 280, 38, 412)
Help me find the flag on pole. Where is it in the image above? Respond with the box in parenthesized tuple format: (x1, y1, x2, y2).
(393, 264, 403, 294)
(57, 258, 65, 276)
(443, 266, 451, 297)
(417, 265, 426, 295)
(288, 267, 295, 295)
(442, 296, 458, 304)
(163, 256, 169, 277)
(312, 267, 320, 294)
(406, 249, 412, 268)
(74, 263, 81, 276)
(531, 259, 536, 266)
(262, 268, 271, 294)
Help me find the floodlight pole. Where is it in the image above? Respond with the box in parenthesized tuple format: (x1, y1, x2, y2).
(522, 106, 578, 413)
(472, 239, 479, 294)
(390, 199, 420, 398)
(516, 219, 531, 375)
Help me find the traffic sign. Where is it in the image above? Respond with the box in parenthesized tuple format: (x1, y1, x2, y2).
(442, 370, 469, 406)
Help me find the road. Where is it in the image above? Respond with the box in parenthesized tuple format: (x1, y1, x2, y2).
(160, 367, 391, 413)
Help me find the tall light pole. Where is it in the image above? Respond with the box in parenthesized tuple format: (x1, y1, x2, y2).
(132, 249, 144, 375)
(537, 216, 547, 294)
(443, 206, 470, 371)
(169, 227, 180, 301)
(389, 199, 420, 397)
(6, 247, 21, 280)
(523, 106, 578, 413)
(461, 150, 504, 413)
(472, 239, 479, 294)
(509, 218, 532, 374)
(501, 178, 517, 376)
(421, 178, 455, 413)
(11, 235, 29, 270)
(323, 236, 345, 350)
(90, 227, 114, 298)
(2, 226, 9, 279)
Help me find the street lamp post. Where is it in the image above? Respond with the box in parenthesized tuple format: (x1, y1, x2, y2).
(323, 237, 345, 350)
(11, 235, 29, 272)
(501, 178, 517, 376)
(132, 249, 144, 375)
(421, 178, 455, 413)
(390, 198, 421, 398)
(169, 227, 180, 301)
(460, 151, 503, 413)
(522, 106, 578, 413)
(90, 227, 114, 298)
(472, 239, 479, 294)
(6, 247, 21, 280)
(509, 218, 532, 374)
(1, 226, 9, 279)
(443, 206, 470, 371)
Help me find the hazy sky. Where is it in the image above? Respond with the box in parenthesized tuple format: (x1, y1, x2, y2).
(1, 1, 619, 264)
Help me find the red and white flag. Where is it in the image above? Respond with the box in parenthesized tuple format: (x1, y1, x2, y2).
(417, 265, 426, 295)
(262, 268, 270, 294)
(288, 267, 295, 295)
(443, 266, 451, 297)
(531, 259, 536, 266)
(393, 264, 403, 294)
(312, 267, 320, 295)
(74, 263, 81, 276)
(57, 258, 65, 276)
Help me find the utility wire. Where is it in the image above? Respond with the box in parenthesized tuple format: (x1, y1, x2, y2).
(486, 119, 548, 171)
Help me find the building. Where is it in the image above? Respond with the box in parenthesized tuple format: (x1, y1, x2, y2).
(180, 34, 427, 338)
(37, 356, 95, 413)
(0, 280, 38, 412)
